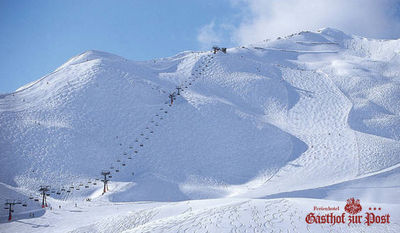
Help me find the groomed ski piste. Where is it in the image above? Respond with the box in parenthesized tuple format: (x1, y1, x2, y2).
(1, 28, 399, 232)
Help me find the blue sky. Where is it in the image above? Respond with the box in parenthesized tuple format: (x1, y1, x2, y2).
(0, 0, 239, 93)
(1, 0, 399, 93)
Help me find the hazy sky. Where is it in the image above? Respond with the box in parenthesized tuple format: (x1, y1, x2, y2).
(1, 0, 399, 93)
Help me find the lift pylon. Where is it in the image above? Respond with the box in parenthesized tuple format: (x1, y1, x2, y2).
(176, 87, 182, 95)
(4, 200, 22, 221)
(39, 186, 50, 208)
(169, 93, 176, 105)
(101, 170, 111, 195)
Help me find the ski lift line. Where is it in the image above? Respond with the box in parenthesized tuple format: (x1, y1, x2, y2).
(23, 54, 209, 206)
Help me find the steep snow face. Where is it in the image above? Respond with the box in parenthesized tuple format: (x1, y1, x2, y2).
(0, 29, 399, 208)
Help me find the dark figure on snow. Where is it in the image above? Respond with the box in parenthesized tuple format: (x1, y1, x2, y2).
(169, 93, 176, 105)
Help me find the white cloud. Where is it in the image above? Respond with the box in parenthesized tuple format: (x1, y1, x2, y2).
(197, 21, 222, 49)
(199, 0, 400, 46)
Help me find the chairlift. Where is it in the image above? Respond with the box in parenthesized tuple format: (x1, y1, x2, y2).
(134, 151, 138, 153)
(93, 182, 97, 185)
(34, 199, 39, 202)
(140, 144, 143, 147)
(22, 203, 27, 207)
(85, 186, 89, 188)
(56, 192, 61, 195)
(46, 193, 50, 196)
(150, 131, 154, 133)
(108, 176, 112, 178)
(115, 170, 120, 172)
(66, 190, 71, 193)
(122, 163, 126, 166)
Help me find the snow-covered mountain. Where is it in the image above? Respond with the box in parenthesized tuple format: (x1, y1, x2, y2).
(1, 28, 399, 232)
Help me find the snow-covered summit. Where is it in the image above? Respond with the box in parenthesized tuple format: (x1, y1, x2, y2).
(56, 50, 126, 70)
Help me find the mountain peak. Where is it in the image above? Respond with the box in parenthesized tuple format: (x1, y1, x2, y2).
(317, 27, 352, 40)
(56, 50, 127, 71)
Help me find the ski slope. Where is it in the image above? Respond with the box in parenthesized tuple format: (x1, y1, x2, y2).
(0, 28, 399, 232)
(1, 198, 399, 233)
